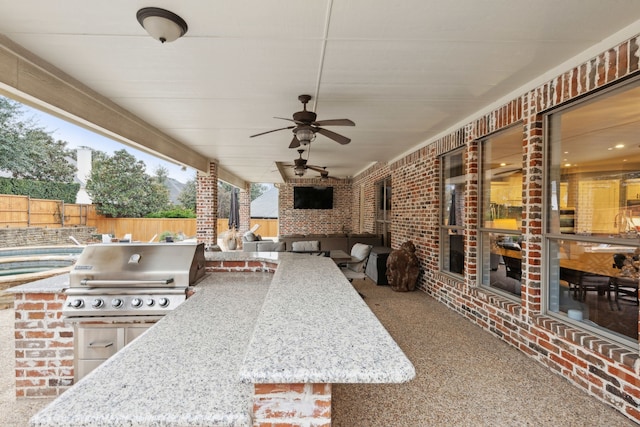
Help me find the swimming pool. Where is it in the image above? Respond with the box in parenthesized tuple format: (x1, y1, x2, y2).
(0, 245, 84, 291)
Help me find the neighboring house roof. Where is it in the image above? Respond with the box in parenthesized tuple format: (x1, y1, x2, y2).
(251, 187, 278, 218)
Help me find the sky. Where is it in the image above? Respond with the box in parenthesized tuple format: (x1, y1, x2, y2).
(18, 102, 197, 184)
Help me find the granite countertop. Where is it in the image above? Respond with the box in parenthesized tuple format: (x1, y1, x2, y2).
(8, 273, 70, 293)
(30, 252, 415, 426)
(31, 272, 272, 427)
(240, 255, 416, 384)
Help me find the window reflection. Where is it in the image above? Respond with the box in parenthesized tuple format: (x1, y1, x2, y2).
(480, 126, 523, 296)
(442, 150, 465, 275)
(548, 240, 638, 341)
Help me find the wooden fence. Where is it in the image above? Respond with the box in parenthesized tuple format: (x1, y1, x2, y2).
(0, 194, 91, 228)
(0, 194, 278, 241)
(216, 218, 279, 238)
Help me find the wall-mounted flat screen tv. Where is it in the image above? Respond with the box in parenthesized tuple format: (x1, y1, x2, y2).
(294, 186, 333, 209)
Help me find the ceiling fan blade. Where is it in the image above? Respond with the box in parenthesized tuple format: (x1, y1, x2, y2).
(274, 116, 296, 123)
(315, 127, 351, 145)
(289, 135, 301, 149)
(306, 165, 326, 173)
(250, 126, 294, 138)
(313, 119, 355, 127)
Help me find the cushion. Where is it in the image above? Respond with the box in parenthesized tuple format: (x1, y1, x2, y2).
(243, 231, 257, 242)
(256, 241, 285, 252)
(347, 243, 372, 272)
(291, 241, 320, 252)
(350, 243, 372, 261)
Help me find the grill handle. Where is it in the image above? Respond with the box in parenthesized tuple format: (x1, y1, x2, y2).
(80, 278, 175, 286)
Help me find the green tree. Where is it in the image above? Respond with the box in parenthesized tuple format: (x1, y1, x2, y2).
(86, 149, 169, 217)
(177, 179, 196, 210)
(217, 181, 233, 218)
(0, 96, 75, 182)
(250, 183, 268, 201)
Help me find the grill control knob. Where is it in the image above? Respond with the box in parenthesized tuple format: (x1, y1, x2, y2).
(158, 297, 170, 308)
(91, 298, 104, 309)
(70, 299, 84, 309)
(146, 299, 155, 307)
(131, 298, 143, 308)
(111, 298, 124, 309)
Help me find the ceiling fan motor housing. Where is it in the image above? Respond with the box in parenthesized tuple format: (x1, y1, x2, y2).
(293, 110, 317, 123)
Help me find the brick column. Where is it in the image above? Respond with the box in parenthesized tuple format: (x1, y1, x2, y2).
(239, 188, 251, 236)
(253, 383, 331, 427)
(14, 292, 74, 397)
(196, 161, 218, 249)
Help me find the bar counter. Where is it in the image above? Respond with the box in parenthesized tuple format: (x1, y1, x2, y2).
(29, 251, 415, 426)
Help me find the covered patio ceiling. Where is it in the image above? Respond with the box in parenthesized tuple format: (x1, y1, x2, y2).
(0, 1, 639, 187)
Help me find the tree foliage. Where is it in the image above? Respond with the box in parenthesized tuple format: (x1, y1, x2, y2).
(177, 179, 196, 210)
(86, 149, 170, 217)
(0, 96, 75, 182)
(251, 183, 268, 201)
(217, 181, 233, 218)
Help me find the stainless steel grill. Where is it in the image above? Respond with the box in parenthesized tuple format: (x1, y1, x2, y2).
(63, 242, 206, 381)
(63, 242, 206, 320)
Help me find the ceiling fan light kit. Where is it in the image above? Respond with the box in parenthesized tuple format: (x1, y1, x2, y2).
(288, 149, 331, 179)
(137, 7, 188, 43)
(294, 127, 315, 146)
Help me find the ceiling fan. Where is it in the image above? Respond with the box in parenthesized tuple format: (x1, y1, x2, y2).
(250, 94, 355, 148)
(281, 149, 331, 179)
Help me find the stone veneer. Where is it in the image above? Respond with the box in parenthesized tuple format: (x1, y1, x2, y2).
(0, 226, 96, 248)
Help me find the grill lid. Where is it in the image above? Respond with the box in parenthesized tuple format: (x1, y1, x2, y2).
(69, 242, 206, 288)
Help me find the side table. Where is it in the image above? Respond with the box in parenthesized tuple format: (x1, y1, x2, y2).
(366, 246, 393, 285)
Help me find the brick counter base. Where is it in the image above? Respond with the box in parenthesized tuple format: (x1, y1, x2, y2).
(207, 260, 278, 273)
(253, 383, 331, 427)
(14, 292, 74, 398)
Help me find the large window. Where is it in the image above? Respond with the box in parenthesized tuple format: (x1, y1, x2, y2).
(545, 80, 640, 346)
(441, 150, 465, 275)
(479, 126, 523, 297)
(376, 177, 392, 247)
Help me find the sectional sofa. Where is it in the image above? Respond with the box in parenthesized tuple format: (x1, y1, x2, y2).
(242, 233, 382, 253)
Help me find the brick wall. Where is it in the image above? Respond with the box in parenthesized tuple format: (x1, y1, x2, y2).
(352, 162, 391, 234)
(0, 226, 96, 248)
(278, 179, 354, 235)
(206, 259, 277, 273)
(14, 292, 74, 397)
(371, 35, 640, 424)
(238, 188, 251, 235)
(196, 161, 218, 249)
(253, 383, 331, 427)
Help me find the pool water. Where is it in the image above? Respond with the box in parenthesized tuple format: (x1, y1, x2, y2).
(0, 245, 84, 291)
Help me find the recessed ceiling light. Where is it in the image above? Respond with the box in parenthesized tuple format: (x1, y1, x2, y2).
(615, 143, 625, 149)
(500, 162, 506, 167)
(564, 163, 572, 167)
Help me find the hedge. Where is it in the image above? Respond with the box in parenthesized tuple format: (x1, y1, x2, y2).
(0, 177, 80, 203)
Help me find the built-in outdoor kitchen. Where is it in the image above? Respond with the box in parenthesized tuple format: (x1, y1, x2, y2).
(10, 243, 414, 426)
(62, 243, 206, 381)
